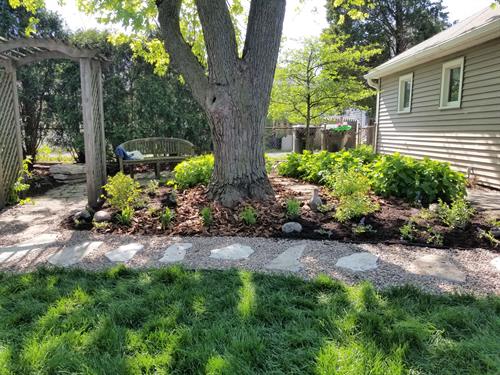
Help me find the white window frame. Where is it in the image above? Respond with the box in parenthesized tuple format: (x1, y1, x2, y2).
(398, 73, 413, 113)
(439, 57, 465, 109)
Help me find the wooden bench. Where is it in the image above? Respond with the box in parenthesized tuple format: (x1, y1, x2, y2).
(118, 137, 195, 178)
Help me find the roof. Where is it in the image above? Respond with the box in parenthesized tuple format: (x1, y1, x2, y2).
(0, 36, 108, 69)
(365, 6, 500, 80)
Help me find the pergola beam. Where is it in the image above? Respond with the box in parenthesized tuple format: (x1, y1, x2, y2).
(0, 39, 98, 59)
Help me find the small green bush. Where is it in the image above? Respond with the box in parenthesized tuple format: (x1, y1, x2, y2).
(160, 207, 174, 229)
(7, 157, 32, 205)
(103, 172, 141, 212)
(334, 194, 379, 223)
(286, 198, 301, 219)
(426, 227, 444, 247)
(277, 152, 303, 179)
(173, 154, 214, 189)
(437, 198, 474, 229)
(371, 153, 466, 204)
(145, 179, 160, 196)
(116, 206, 134, 226)
(400, 222, 417, 242)
(200, 206, 213, 226)
(240, 206, 257, 225)
(325, 168, 371, 197)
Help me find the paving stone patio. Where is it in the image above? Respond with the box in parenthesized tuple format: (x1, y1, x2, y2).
(49, 241, 103, 267)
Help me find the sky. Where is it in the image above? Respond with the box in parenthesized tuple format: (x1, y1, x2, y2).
(44, 0, 495, 48)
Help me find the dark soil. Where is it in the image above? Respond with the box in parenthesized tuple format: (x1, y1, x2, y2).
(65, 176, 498, 250)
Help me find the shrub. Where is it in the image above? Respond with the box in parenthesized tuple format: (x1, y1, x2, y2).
(173, 154, 214, 189)
(426, 227, 444, 247)
(240, 206, 257, 225)
(325, 168, 371, 197)
(400, 222, 417, 242)
(103, 172, 141, 212)
(436, 198, 474, 229)
(334, 194, 379, 223)
(371, 153, 466, 204)
(160, 207, 174, 229)
(200, 206, 213, 226)
(286, 198, 301, 219)
(7, 157, 32, 205)
(277, 152, 303, 179)
(145, 179, 160, 196)
(116, 206, 134, 226)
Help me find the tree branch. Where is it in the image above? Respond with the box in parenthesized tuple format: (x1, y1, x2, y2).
(195, 0, 238, 84)
(157, 0, 209, 108)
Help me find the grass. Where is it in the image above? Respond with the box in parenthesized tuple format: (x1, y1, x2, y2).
(0, 266, 498, 374)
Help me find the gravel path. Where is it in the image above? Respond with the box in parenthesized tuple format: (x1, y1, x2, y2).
(0, 228, 498, 295)
(1, 182, 499, 296)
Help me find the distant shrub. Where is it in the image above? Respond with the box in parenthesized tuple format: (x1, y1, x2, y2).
(160, 207, 174, 229)
(437, 198, 474, 229)
(103, 172, 141, 212)
(240, 206, 257, 225)
(286, 198, 301, 219)
(277, 152, 303, 179)
(173, 154, 214, 189)
(371, 153, 466, 204)
(200, 206, 213, 226)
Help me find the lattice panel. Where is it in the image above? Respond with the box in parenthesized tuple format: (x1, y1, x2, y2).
(0, 69, 21, 208)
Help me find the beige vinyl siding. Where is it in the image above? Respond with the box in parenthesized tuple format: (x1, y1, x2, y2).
(377, 38, 500, 188)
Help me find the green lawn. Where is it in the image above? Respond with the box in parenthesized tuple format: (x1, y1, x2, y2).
(0, 266, 498, 374)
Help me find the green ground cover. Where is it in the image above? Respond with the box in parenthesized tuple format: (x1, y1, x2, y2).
(0, 266, 498, 374)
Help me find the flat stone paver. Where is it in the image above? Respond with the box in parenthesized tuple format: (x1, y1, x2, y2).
(0, 233, 58, 263)
(105, 243, 144, 262)
(210, 243, 254, 260)
(159, 243, 193, 263)
(266, 244, 305, 272)
(336, 252, 379, 272)
(490, 257, 500, 272)
(410, 254, 466, 282)
(49, 241, 103, 266)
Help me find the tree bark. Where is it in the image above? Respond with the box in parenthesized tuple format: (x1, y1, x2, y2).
(157, 0, 286, 207)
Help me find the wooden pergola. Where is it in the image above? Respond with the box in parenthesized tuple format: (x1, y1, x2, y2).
(0, 37, 108, 209)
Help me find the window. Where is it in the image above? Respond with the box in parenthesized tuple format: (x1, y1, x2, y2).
(398, 73, 413, 113)
(440, 57, 464, 109)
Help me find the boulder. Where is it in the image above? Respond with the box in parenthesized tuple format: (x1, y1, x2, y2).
(74, 209, 92, 221)
(94, 210, 112, 222)
(282, 222, 303, 234)
(492, 228, 500, 239)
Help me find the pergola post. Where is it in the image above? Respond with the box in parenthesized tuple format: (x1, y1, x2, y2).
(0, 62, 23, 209)
(80, 58, 107, 209)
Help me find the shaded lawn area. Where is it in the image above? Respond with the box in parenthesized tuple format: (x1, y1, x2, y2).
(0, 266, 498, 374)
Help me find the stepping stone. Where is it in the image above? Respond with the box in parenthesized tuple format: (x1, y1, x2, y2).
(159, 243, 192, 263)
(410, 254, 465, 282)
(210, 243, 254, 260)
(490, 257, 500, 272)
(266, 244, 305, 272)
(105, 243, 144, 262)
(0, 233, 57, 263)
(336, 252, 379, 272)
(49, 241, 103, 266)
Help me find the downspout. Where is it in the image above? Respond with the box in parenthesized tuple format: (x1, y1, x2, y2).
(366, 77, 381, 153)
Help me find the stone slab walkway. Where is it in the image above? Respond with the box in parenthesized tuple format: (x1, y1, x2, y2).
(0, 183, 499, 295)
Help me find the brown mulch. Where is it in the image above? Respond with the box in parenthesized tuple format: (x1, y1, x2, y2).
(65, 177, 498, 250)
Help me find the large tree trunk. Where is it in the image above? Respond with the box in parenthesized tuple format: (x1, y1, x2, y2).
(157, 0, 285, 207)
(205, 84, 273, 207)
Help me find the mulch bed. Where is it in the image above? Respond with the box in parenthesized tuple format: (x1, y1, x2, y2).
(64, 176, 498, 250)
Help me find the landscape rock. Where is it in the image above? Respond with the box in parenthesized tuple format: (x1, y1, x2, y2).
(282, 222, 303, 234)
(50, 164, 86, 184)
(429, 203, 439, 212)
(309, 188, 323, 212)
(336, 252, 379, 272)
(48, 241, 103, 266)
(265, 244, 305, 272)
(159, 243, 192, 263)
(106, 243, 144, 262)
(491, 228, 500, 239)
(210, 243, 254, 260)
(94, 210, 112, 222)
(74, 209, 92, 221)
(410, 254, 466, 282)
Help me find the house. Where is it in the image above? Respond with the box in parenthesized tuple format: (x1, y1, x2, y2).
(365, 6, 500, 189)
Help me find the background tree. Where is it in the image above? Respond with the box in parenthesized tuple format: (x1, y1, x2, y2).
(270, 35, 380, 150)
(326, 0, 450, 66)
(0, 0, 67, 162)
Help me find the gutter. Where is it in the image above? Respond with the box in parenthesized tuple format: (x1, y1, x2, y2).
(364, 18, 500, 80)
